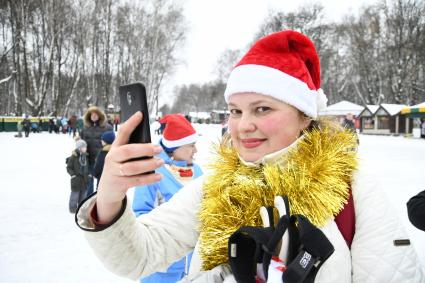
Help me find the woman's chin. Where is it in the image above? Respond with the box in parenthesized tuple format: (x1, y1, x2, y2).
(238, 151, 263, 163)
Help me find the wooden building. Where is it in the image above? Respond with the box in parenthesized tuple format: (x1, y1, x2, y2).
(358, 105, 378, 134)
(359, 104, 412, 135)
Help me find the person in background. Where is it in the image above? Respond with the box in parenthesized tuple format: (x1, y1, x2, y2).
(407, 189, 425, 231)
(68, 115, 77, 137)
(93, 131, 116, 190)
(132, 114, 203, 283)
(113, 115, 120, 132)
(80, 106, 113, 197)
(342, 113, 359, 144)
(67, 119, 72, 135)
(30, 121, 38, 133)
(159, 119, 166, 135)
(55, 117, 62, 134)
(342, 113, 356, 132)
(221, 116, 228, 136)
(107, 116, 114, 128)
(22, 114, 31, 137)
(61, 116, 68, 134)
(48, 118, 55, 133)
(152, 118, 161, 135)
(38, 117, 43, 132)
(15, 119, 23, 138)
(66, 139, 89, 213)
(75, 30, 423, 282)
(420, 118, 425, 139)
(76, 116, 84, 136)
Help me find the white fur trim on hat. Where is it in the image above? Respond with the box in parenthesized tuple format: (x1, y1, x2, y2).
(224, 64, 326, 119)
(316, 89, 328, 113)
(161, 132, 198, 148)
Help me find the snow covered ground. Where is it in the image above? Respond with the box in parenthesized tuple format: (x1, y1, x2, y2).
(0, 126, 424, 282)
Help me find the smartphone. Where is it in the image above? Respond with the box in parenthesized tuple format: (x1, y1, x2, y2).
(119, 82, 153, 169)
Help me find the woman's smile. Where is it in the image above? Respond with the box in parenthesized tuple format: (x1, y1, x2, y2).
(240, 138, 267, 149)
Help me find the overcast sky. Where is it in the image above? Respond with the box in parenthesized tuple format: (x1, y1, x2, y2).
(161, 0, 376, 105)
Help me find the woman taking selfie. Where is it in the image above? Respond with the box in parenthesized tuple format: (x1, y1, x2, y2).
(75, 30, 423, 282)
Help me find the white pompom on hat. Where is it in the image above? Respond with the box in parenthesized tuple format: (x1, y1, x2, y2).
(160, 114, 198, 149)
(224, 30, 327, 119)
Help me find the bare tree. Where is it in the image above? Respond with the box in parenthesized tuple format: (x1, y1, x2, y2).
(243, 0, 425, 106)
(0, 0, 187, 117)
(214, 49, 241, 82)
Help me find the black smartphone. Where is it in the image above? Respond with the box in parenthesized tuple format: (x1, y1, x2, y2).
(119, 82, 153, 169)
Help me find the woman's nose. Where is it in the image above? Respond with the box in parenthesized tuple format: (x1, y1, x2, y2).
(238, 114, 256, 133)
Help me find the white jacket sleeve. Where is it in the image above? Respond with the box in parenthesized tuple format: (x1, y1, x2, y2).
(76, 176, 204, 280)
(351, 168, 424, 282)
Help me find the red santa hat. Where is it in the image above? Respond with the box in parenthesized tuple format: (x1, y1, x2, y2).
(224, 30, 327, 119)
(160, 114, 198, 148)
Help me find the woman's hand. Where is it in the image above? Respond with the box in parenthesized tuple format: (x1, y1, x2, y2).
(96, 111, 164, 224)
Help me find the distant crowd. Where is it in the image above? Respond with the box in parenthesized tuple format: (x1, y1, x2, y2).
(14, 113, 119, 138)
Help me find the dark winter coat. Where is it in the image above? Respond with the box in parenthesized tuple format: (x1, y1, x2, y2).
(69, 115, 77, 126)
(66, 151, 89, 192)
(22, 118, 31, 130)
(407, 189, 425, 231)
(343, 118, 356, 132)
(93, 144, 111, 182)
(76, 118, 84, 131)
(80, 106, 113, 166)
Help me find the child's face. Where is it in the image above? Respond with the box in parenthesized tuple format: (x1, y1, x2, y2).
(80, 147, 87, 153)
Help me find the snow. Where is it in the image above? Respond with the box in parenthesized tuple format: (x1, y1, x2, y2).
(362, 105, 379, 116)
(410, 102, 425, 108)
(1, 126, 424, 282)
(319, 100, 364, 116)
(379, 103, 407, 116)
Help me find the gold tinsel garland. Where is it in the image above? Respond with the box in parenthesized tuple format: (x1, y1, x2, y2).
(198, 121, 358, 270)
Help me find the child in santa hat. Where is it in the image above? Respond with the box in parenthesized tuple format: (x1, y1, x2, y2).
(132, 114, 203, 283)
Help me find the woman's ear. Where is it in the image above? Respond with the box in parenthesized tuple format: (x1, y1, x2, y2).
(299, 114, 312, 133)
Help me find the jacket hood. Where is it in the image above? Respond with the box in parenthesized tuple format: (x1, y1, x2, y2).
(83, 106, 107, 127)
(102, 144, 112, 152)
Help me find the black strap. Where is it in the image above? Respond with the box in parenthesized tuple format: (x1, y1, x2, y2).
(262, 215, 290, 279)
(266, 206, 275, 228)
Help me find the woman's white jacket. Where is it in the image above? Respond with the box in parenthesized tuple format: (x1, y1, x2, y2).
(76, 163, 424, 282)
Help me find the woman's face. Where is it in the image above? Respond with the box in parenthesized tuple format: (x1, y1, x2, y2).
(172, 143, 197, 164)
(91, 112, 99, 122)
(228, 92, 310, 162)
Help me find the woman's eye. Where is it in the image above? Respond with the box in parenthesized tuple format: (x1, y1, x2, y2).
(229, 109, 241, 115)
(257, 106, 271, 113)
